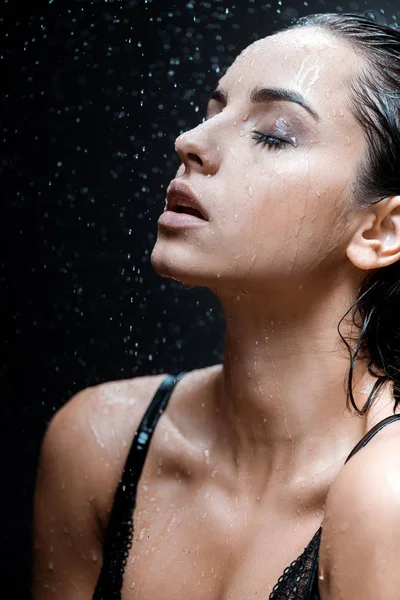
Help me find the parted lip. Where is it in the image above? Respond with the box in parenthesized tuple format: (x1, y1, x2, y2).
(166, 179, 209, 221)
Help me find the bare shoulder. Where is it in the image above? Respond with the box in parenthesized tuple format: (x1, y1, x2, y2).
(46, 365, 221, 523)
(56, 373, 169, 460)
(45, 373, 170, 519)
(318, 419, 400, 599)
(33, 373, 171, 598)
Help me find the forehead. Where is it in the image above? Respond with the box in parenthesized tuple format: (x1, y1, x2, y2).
(220, 27, 360, 105)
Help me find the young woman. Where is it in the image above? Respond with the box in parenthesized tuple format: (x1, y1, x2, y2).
(33, 12, 400, 600)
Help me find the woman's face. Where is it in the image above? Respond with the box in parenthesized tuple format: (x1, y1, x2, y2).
(151, 27, 366, 293)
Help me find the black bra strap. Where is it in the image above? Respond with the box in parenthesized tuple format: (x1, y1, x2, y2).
(92, 370, 187, 600)
(344, 413, 400, 464)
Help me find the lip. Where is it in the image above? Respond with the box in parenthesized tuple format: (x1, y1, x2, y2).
(158, 210, 208, 229)
(165, 179, 209, 221)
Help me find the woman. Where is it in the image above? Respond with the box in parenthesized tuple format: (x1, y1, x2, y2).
(33, 12, 400, 600)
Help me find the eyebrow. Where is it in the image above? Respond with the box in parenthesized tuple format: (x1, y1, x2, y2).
(209, 86, 320, 122)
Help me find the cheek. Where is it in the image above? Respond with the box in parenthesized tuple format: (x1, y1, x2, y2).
(252, 146, 352, 232)
(223, 147, 353, 271)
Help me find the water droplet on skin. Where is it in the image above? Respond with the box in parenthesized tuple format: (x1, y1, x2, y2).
(248, 186, 253, 197)
(290, 136, 298, 147)
(233, 214, 238, 222)
(345, 136, 351, 146)
(48, 561, 54, 570)
(340, 520, 350, 533)
(325, 90, 331, 99)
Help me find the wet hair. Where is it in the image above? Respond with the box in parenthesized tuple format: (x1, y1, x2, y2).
(284, 12, 400, 415)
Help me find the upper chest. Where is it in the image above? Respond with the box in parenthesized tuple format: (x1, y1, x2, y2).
(117, 443, 324, 600)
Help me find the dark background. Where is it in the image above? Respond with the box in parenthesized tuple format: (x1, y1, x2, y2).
(2, 0, 397, 597)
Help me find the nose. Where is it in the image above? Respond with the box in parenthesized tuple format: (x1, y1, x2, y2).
(174, 123, 220, 176)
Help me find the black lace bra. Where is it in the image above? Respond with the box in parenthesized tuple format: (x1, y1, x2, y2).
(92, 371, 400, 599)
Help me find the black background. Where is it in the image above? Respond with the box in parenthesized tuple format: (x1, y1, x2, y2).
(2, 0, 397, 597)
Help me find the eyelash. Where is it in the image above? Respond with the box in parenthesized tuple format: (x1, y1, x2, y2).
(251, 132, 289, 150)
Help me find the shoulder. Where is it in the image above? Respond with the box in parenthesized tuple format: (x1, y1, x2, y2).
(318, 421, 400, 599)
(39, 373, 169, 519)
(33, 374, 173, 597)
(39, 366, 220, 527)
(50, 373, 169, 458)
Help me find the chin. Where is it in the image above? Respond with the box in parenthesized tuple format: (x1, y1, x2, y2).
(150, 242, 212, 289)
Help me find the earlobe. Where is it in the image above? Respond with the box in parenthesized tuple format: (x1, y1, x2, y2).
(346, 197, 400, 270)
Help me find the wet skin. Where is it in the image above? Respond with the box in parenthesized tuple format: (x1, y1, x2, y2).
(34, 27, 400, 599)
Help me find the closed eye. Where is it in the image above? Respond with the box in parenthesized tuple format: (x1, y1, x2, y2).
(251, 132, 290, 150)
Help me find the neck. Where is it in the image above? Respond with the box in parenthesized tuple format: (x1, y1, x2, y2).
(211, 272, 380, 490)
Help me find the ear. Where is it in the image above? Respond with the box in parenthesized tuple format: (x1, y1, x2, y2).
(346, 195, 400, 270)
